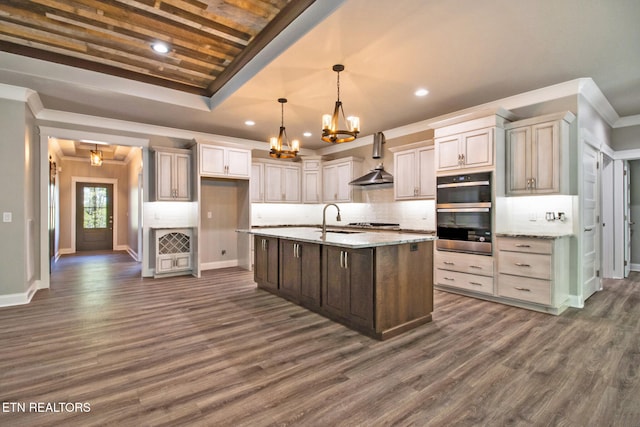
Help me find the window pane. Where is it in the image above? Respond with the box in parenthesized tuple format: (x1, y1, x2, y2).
(83, 187, 108, 229)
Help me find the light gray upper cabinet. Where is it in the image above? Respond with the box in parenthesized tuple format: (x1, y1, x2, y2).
(154, 147, 191, 201)
(250, 163, 264, 202)
(433, 110, 514, 174)
(200, 144, 251, 179)
(391, 141, 435, 200)
(322, 157, 362, 203)
(302, 157, 323, 204)
(505, 111, 575, 196)
(264, 162, 301, 203)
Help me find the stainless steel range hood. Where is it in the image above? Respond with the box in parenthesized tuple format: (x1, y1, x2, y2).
(349, 164, 394, 186)
(349, 132, 394, 186)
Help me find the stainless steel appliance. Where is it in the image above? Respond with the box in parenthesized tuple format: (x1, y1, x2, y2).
(436, 172, 492, 255)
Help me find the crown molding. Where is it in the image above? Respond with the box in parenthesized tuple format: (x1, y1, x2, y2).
(614, 114, 640, 128)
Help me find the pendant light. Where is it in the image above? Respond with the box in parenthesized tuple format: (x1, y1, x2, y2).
(269, 98, 300, 159)
(90, 144, 103, 166)
(322, 64, 360, 144)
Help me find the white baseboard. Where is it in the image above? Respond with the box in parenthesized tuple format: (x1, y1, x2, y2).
(631, 263, 640, 272)
(568, 295, 584, 309)
(59, 247, 74, 255)
(0, 280, 39, 307)
(125, 246, 139, 261)
(200, 259, 239, 271)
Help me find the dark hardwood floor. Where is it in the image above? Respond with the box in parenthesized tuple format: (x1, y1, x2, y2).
(1, 251, 639, 426)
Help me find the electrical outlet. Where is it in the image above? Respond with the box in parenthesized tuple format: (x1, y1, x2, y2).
(207, 211, 212, 219)
(2, 212, 12, 223)
(221, 249, 226, 255)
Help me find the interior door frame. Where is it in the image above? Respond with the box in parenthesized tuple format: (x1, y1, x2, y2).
(71, 177, 118, 253)
(577, 128, 603, 307)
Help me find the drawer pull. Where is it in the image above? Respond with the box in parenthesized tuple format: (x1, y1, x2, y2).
(515, 244, 531, 248)
(514, 287, 531, 292)
(443, 261, 455, 265)
(469, 265, 482, 269)
(515, 263, 531, 267)
(470, 282, 484, 286)
(443, 277, 455, 281)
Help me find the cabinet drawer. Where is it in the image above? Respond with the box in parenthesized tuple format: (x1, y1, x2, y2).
(435, 269, 493, 295)
(498, 251, 550, 280)
(435, 250, 494, 276)
(498, 273, 551, 305)
(497, 237, 552, 254)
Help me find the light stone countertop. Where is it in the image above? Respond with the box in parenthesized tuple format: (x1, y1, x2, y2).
(495, 231, 574, 239)
(242, 227, 437, 249)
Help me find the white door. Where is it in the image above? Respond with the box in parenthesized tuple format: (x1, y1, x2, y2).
(581, 141, 601, 301)
(624, 162, 632, 276)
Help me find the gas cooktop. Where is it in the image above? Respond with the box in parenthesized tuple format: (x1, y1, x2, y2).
(348, 222, 400, 228)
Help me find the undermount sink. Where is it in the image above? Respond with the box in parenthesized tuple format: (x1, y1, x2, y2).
(317, 229, 363, 234)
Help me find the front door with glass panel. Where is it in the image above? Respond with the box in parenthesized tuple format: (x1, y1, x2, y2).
(76, 183, 113, 251)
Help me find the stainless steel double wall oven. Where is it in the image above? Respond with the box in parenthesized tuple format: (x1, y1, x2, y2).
(436, 172, 492, 255)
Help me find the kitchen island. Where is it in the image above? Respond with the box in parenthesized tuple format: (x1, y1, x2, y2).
(250, 227, 436, 340)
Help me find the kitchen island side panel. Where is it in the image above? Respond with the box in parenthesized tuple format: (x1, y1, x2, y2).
(375, 240, 434, 334)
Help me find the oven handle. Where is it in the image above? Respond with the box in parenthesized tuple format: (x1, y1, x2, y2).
(437, 207, 491, 213)
(436, 180, 490, 189)
(437, 202, 491, 209)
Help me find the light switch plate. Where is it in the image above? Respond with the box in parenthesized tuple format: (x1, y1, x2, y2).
(3, 212, 12, 223)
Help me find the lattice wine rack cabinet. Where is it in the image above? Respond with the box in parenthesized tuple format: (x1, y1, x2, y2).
(155, 228, 192, 276)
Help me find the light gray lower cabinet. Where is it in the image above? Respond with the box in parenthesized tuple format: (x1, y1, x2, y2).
(496, 236, 571, 313)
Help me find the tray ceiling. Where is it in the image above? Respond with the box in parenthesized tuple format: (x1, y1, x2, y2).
(0, 0, 314, 96)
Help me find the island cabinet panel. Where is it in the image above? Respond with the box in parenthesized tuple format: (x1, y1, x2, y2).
(279, 239, 321, 308)
(374, 241, 434, 335)
(322, 246, 374, 330)
(254, 236, 279, 292)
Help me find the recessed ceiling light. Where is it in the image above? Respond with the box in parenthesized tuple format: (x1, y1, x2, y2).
(415, 88, 429, 97)
(151, 42, 169, 54)
(303, 132, 312, 137)
(245, 120, 255, 126)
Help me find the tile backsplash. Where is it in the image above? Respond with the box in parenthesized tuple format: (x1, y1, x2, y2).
(495, 195, 577, 234)
(252, 200, 436, 231)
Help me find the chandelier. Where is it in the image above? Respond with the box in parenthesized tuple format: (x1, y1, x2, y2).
(90, 144, 103, 166)
(322, 64, 360, 143)
(269, 98, 300, 159)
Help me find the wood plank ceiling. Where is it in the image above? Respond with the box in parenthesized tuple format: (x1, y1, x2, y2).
(0, 0, 315, 96)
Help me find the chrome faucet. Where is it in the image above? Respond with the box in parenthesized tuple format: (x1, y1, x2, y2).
(322, 203, 341, 237)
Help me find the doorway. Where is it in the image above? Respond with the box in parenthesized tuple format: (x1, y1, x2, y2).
(76, 182, 114, 251)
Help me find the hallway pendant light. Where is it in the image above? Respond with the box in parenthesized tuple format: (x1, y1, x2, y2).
(90, 144, 103, 166)
(322, 64, 360, 144)
(269, 98, 300, 159)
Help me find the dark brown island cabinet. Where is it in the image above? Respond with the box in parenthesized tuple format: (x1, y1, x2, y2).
(253, 234, 434, 340)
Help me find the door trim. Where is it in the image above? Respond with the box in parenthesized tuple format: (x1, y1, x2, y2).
(71, 177, 118, 253)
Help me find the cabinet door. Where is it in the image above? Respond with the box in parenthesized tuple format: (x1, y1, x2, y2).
(323, 165, 338, 202)
(322, 246, 350, 317)
(254, 236, 278, 291)
(174, 153, 191, 200)
(157, 255, 175, 274)
(417, 147, 435, 198)
(531, 121, 560, 193)
(279, 239, 301, 300)
(394, 150, 417, 199)
(303, 170, 322, 203)
(226, 148, 251, 178)
(346, 248, 374, 329)
(250, 163, 263, 202)
(436, 135, 461, 171)
(322, 246, 373, 329)
(335, 162, 353, 202)
(462, 128, 493, 168)
(156, 151, 175, 200)
(200, 145, 226, 176)
(282, 166, 301, 202)
(507, 127, 531, 195)
(299, 242, 321, 308)
(264, 164, 284, 202)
